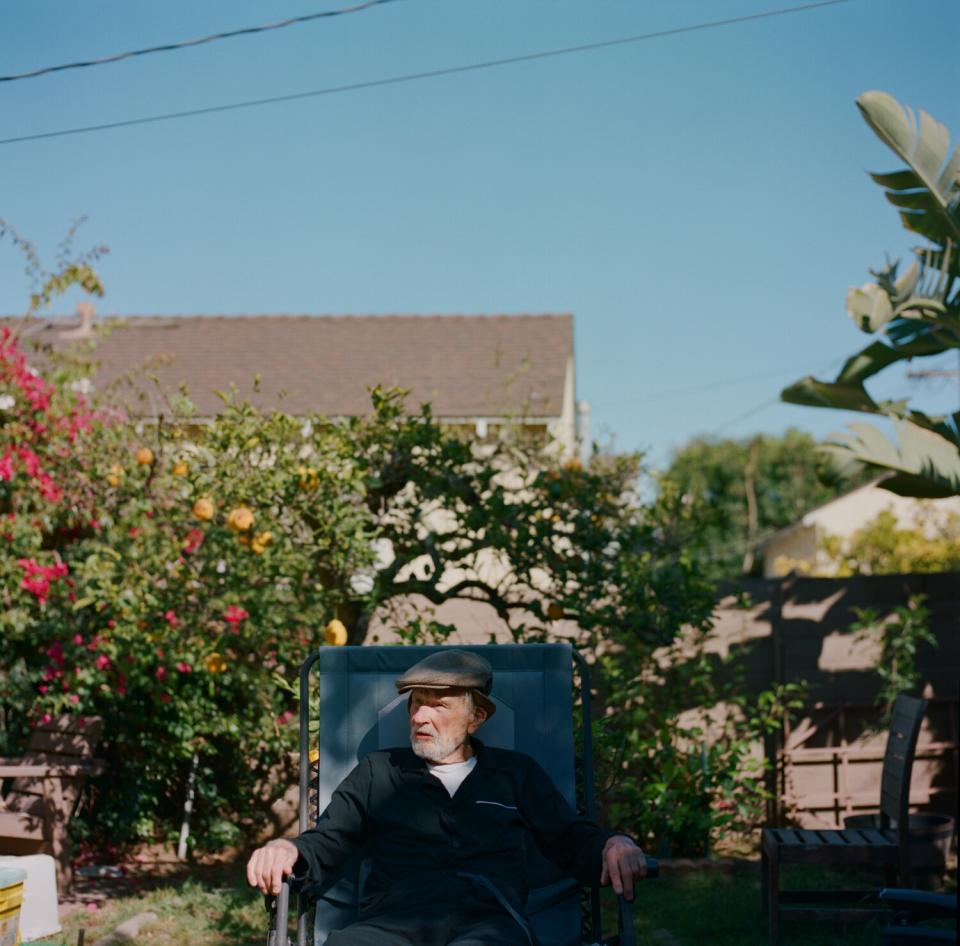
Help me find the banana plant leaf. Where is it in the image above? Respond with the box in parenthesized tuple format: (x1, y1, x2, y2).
(821, 418, 960, 498)
(858, 91, 960, 245)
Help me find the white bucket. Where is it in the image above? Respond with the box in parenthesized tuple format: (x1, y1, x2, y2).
(0, 856, 61, 942)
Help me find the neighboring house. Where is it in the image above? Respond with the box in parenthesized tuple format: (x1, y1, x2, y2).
(762, 479, 960, 577)
(20, 307, 582, 455)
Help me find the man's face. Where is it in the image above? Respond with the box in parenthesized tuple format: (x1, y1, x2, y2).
(408, 687, 485, 764)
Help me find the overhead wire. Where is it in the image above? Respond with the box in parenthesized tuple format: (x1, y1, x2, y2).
(0, 0, 854, 147)
(0, 0, 402, 84)
(594, 364, 825, 410)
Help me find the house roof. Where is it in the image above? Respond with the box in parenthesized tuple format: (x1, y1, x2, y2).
(21, 314, 573, 419)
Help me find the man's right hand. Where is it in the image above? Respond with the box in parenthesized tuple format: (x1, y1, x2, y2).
(246, 839, 300, 895)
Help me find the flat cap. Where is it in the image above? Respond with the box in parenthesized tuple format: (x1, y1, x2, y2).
(396, 650, 496, 718)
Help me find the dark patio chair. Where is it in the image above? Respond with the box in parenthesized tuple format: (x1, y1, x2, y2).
(761, 693, 928, 944)
(265, 642, 658, 946)
(0, 714, 105, 893)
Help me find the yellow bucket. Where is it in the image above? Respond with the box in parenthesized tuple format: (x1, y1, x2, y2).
(0, 867, 26, 946)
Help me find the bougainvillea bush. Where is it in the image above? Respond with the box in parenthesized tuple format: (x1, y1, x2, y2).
(1, 327, 377, 848)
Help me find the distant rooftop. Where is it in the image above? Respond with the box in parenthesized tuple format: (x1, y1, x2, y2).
(19, 312, 574, 420)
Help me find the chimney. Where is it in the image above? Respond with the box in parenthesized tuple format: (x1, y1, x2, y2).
(59, 302, 96, 340)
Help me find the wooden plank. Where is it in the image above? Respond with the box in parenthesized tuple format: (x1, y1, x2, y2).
(26, 732, 97, 757)
(782, 742, 958, 761)
(819, 830, 846, 845)
(774, 829, 802, 845)
(858, 828, 895, 846)
(778, 906, 886, 922)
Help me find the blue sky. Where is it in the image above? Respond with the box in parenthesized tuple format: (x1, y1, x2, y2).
(1, 0, 957, 468)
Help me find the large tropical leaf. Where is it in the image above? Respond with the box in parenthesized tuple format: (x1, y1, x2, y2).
(821, 418, 960, 497)
(858, 91, 960, 245)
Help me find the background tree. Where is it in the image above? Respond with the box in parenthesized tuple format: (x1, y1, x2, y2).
(782, 91, 960, 497)
(660, 429, 866, 581)
(820, 507, 960, 576)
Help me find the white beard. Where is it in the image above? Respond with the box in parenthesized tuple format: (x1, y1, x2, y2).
(410, 726, 464, 763)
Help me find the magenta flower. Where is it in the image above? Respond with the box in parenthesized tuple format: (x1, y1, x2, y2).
(96, 654, 111, 671)
(223, 605, 249, 626)
(163, 610, 179, 627)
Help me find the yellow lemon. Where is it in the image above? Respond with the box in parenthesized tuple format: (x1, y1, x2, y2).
(298, 466, 319, 491)
(106, 464, 124, 487)
(135, 447, 154, 466)
(227, 506, 255, 532)
(325, 619, 348, 647)
(251, 531, 273, 554)
(193, 497, 215, 521)
(172, 461, 188, 477)
(204, 653, 228, 674)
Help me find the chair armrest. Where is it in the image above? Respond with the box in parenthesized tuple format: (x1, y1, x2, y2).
(0, 760, 105, 778)
(880, 888, 957, 923)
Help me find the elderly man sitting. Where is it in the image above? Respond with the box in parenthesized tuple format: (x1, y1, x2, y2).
(247, 650, 647, 946)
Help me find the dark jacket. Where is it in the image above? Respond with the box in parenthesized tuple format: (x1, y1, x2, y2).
(290, 739, 616, 920)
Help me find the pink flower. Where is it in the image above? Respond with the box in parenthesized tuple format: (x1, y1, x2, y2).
(40, 713, 52, 725)
(155, 667, 167, 681)
(223, 605, 249, 626)
(159, 693, 171, 704)
(176, 662, 192, 673)
(69, 694, 80, 704)
(276, 710, 295, 726)
(163, 610, 179, 627)
(73, 634, 84, 645)
(95, 654, 111, 671)
(38, 684, 49, 695)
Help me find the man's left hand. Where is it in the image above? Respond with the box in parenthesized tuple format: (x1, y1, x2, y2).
(600, 834, 647, 901)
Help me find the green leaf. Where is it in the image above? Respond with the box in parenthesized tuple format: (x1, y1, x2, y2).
(857, 91, 960, 245)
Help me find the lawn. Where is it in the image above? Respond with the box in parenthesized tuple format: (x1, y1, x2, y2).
(39, 860, 954, 946)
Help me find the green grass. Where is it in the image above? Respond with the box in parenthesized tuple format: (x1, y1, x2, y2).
(624, 865, 878, 946)
(28, 861, 954, 946)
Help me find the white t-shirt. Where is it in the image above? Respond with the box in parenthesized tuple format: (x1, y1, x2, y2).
(427, 757, 477, 797)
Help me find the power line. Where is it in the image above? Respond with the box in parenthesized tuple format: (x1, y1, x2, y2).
(594, 364, 819, 410)
(709, 356, 847, 435)
(0, 0, 402, 84)
(0, 0, 854, 148)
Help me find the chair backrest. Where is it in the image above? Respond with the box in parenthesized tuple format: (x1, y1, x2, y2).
(304, 644, 586, 945)
(5, 715, 103, 818)
(878, 694, 927, 831)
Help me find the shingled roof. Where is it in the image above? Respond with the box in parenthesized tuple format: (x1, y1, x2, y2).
(28, 314, 574, 420)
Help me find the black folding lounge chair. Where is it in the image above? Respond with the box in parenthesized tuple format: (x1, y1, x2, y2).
(266, 642, 658, 946)
(879, 889, 957, 945)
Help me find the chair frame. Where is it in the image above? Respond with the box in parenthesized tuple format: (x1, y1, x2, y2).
(266, 644, 657, 946)
(761, 693, 928, 944)
(0, 714, 104, 892)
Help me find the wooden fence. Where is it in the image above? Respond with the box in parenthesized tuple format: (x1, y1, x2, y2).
(711, 572, 959, 827)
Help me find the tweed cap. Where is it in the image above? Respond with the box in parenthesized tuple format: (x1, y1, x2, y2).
(396, 650, 496, 718)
